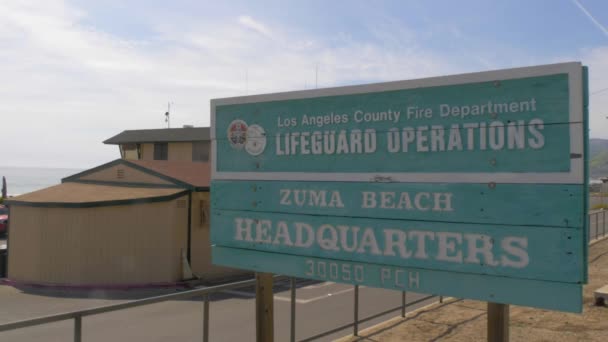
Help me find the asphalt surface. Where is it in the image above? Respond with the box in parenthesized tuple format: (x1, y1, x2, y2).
(0, 279, 435, 342)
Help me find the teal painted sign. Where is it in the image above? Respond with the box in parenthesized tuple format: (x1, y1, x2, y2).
(211, 181, 584, 228)
(212, 210, 583, 282)
(211, 62, 588, 313)
(213, 247, 581, 313)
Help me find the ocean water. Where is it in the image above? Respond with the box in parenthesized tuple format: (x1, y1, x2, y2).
(0, 165, 601, 197)
(0, 166, 83, 196)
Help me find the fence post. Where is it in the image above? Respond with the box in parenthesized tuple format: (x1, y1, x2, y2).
(290, 278, 296, 342)
(589, 212, 593, 243)
(596, 212, 599, 240)
(353, 285, 359, 336)
(401, 291, 406, 318)
(203, 295, 209, 342)
(74, 316, 82, 342)
(604, 210, 606, 237)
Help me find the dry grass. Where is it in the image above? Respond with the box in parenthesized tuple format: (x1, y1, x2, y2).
(336, 238, 608, 342)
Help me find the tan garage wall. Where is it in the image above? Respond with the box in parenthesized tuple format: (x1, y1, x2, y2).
(190, 192, 249, 281)
(8, 196, 189, 285)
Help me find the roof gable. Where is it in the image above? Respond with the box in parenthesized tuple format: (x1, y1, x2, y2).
(128, 160, 210, 189)
(62, 159, 209, 190)
(68, 161, 175, 187)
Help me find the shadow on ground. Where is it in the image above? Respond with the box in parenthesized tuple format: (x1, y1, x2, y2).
(1, 276, 323, 303)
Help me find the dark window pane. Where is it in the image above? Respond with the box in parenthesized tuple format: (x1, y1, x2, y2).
(192, 141, 210, 162)
(154, 143, 168, 160)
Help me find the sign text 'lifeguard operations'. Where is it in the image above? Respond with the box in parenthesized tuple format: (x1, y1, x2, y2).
(210, 62, 588, 313)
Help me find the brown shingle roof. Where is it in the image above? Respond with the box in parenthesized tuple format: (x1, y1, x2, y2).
(103, 127, 210, 144)
(6, 183, 186, 207)
(128, 160, 210, 188)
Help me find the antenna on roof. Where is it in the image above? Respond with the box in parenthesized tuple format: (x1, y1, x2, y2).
(164, 102, 171, 128)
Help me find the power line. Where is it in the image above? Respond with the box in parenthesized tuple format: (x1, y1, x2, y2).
(592, 87, 608, 96)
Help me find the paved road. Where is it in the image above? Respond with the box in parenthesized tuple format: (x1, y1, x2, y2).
(0, 279, 436, 342)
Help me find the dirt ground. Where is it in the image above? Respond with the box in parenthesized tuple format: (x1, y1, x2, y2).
(337, 237, 608, 342)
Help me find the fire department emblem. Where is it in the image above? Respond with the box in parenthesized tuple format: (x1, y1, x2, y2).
(245, 124, 267, 156)
(227, 120, 248, 149)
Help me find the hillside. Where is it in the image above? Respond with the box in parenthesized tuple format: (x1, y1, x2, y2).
(590, 139, 608, 178)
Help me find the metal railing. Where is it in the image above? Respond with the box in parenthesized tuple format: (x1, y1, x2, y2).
(0, 277, 263, 342)
(0, 211, 605, 342)
(589, 209, 607, 242)
(300, 287, 438, 342)
(0, 275, 440, 342)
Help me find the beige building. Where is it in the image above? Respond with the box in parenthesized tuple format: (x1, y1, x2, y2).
(104, 127, 210, 162)
(6, 127, 245, 286)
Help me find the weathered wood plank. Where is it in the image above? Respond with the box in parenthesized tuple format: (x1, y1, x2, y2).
(210, 62, 587, 314)
(212, 246, 583, 313)
(211, 181, 584, 228)
(213, 71, 582, 182)
(211, 210, 584, 283)
(214, 122, 578, 176)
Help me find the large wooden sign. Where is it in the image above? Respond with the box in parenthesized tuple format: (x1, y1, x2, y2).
(211, 62, 588, 313)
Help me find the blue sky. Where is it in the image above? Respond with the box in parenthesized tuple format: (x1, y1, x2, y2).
(1, 0, 608, 168)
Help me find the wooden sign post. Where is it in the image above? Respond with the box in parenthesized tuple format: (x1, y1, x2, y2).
(487, 303, 509, 342)
(255, 273, 274, 342)
(210, 62, 589, 339)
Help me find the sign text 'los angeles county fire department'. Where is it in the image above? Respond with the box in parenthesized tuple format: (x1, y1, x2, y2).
(210, 62, 589, 313)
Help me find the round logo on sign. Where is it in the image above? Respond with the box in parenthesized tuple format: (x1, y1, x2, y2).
(245, 124, 267, 156)
(227, 120, 248, 149)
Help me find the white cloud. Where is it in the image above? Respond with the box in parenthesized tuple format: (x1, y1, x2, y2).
(570, 0, 608, 140)
(0, 1, 464, 168)
(3, 0, 607, 168)
(238, 15, 273, 39)
(580, 46, 608, 138)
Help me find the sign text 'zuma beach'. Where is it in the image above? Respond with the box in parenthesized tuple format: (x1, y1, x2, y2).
(211, 62, 588, 313)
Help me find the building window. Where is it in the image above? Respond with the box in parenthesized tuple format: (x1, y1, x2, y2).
(154, 142, 168, 160)
(120, 143, 140, 160)
(192, 141, 210, 162)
